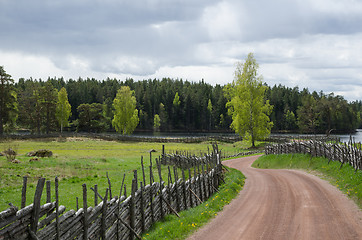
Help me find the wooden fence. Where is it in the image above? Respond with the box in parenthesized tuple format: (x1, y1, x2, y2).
(0, 151, 223, 240)
(162, 143, 221, 169)
(265, 140, 362, 171)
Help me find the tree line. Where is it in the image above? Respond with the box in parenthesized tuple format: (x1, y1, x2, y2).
(0, 66, 361, 135)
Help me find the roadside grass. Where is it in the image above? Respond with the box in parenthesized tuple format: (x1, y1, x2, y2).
(252, 154, 362, 208)
(0, 138, 245, 211)
(221, 140, 265, 161)
(141, 167, 245, 240)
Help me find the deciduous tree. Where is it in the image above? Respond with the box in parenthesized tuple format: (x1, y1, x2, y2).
(225, 53, 273, 147)
(112, 86, 139, 134)
(153, 114, 161, 131)
(56, 87, 72, 133)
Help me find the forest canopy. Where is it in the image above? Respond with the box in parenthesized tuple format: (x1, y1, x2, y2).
(1, 68, 361, 135)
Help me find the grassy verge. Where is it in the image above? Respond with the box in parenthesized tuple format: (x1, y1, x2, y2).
(141, 167, 245, 240)
(252, 154, 362, 208)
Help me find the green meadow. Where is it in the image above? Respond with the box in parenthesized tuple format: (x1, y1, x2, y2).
(0, 137, 245, 212)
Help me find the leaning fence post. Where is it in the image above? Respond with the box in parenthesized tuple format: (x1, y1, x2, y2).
(181, 169, 187, 210)
(106, 172, 112, 199)
(94, 184, 98, 206)
(141, 156, 146, 187)
(30, 177, 46, 235)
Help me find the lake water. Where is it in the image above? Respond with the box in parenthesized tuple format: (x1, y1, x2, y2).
(335, 129, 362, 143)
(133, 130, 362, 143)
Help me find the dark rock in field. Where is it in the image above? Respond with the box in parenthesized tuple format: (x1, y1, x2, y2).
(34, 149, 53, 157)
(27, 151, 36, 157)
(11, 159, 21, 164)
(29, 157, 39, 162)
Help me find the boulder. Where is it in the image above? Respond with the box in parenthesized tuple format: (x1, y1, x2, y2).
(34, 149, 53, 157)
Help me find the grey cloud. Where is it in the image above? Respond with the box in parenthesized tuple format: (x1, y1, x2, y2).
(1, 0, 362, 100)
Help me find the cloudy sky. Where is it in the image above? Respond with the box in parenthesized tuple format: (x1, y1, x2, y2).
(1, 0, 362, 100)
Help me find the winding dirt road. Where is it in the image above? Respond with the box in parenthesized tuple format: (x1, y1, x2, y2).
(188, 155, 362, 240)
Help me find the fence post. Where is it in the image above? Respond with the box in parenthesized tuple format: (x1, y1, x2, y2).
(101, 189, 108, 240)
(140, 182, 145, 233)
(149, 166, 155, 225)
(21, 176, 27, 209)
(129, 178, 137, 240)
(188, 168, 193, 208)
(173, 167, 181, 212)
(107, 172, 113, 199)
(141, 156, 146, 187)
(181, 169, 187, 210)
(94, 184, 98, 206)
(55, 177, 60, 240)
(82, 184, 88, 240)
(30, 178, 45, 235)
(46, 180, 51, 204)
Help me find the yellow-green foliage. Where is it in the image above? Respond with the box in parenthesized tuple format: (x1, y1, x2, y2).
(224, 53, 273, 147)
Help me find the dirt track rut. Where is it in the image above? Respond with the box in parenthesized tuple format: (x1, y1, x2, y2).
(188, 155, 362, 240)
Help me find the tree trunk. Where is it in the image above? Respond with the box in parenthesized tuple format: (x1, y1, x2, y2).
(0, 117, 3, 135)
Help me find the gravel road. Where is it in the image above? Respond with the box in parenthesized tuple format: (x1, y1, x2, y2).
(188, 155, 362, 240)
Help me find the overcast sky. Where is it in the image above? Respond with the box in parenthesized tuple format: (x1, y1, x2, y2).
(1, 0, 362, 101)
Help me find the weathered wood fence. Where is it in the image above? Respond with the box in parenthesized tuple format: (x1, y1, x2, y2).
(0, 150, 223, 239)
(162, 143, 221, 169)
(265, 140, 362, 171)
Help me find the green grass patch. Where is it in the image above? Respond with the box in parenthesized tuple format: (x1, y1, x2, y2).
(142, 167, 245, 240)
(252, 154, 362, 208)
(0, 138, 247, 211)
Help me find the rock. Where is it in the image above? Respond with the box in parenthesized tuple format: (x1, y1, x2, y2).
(34, 149, 53, 157)
(11, 159, 21, 164)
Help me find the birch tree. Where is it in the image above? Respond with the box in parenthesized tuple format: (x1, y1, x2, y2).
(112, 86, 139, 134)
(56, 87, 72, 133)
(225, 53, 273, 147)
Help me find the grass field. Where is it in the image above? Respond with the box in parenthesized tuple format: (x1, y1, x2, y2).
(253, 153, 362, 208)
(0, 137, 247, 212)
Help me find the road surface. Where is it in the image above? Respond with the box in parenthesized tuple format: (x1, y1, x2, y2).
(188, 155, 362, 240)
